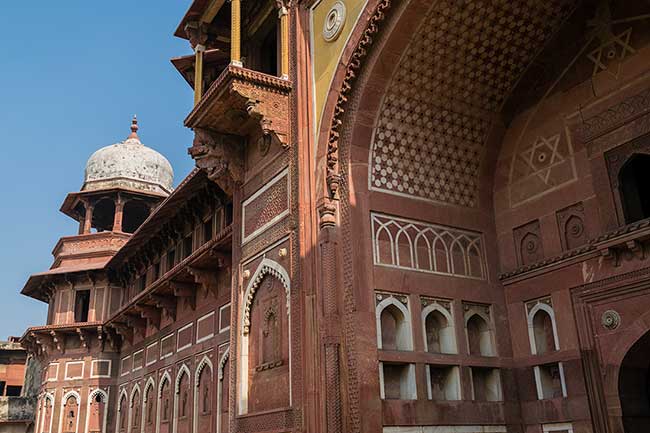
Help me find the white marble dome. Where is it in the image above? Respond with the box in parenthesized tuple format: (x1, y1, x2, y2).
(83, 117, 173, 195)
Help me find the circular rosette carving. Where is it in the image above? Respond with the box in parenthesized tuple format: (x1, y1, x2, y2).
(601, 310, 621, 330)
(323, 1, 347, 42)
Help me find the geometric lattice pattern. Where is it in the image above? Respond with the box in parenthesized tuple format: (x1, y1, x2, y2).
(371, 213, 487, 280)
(370, 0, 577, 207)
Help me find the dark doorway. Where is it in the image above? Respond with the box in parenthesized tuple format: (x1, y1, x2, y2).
(74, 290, 91, 322)
(619, 331, 650, 432)
(122, 200, 150, 234)
(619, 154, 650, 224)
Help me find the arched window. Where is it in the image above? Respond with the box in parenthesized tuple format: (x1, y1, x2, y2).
(466, 313, 495, 357)
(619, 154, 650, 224)
(528, 305, 559, 355)
(122, 201, 151, 234)
(422, 304, 457, 354)
(93, 198, 116, 232)
(376, 297, 413, 351)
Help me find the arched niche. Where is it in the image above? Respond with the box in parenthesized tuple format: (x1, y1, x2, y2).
(194, 356, 214, 433)
(173, 365, 192, 433)
(619, 331, 650, 433)
(238, 258, 291, 415)
(156, 372, 172, 433)
(217, 348, 230, 433)
(86, 389, 108, 433)
(117, 389, 128, 433)
(375, 296, 413, 351)
(40, 393, 55, 433)
(421, 303, 457, 354)
(129, 385, 141, 433)
(61, 391, 81, 433)
(142, 378, 156, 433)
(465, 310, 495, 357)
(527, 302, 560, 355)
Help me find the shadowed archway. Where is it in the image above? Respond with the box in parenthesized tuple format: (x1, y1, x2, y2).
(619, 331, 650, 433)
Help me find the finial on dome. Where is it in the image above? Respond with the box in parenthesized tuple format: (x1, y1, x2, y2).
(128, 115, 139, 140)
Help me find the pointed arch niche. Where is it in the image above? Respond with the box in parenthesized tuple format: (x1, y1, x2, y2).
(194, 355, 214, 433)
(421, 297, 457, 354)
(217, 346, 230, 433)
(86, 389, 108, 433)
(142, 377, 156, 433)
(464, 303, 496, 357)
(129, 384, 141, 433)
(117, 388, 128, 433)
(173, 364, 192, 433)
(526, 298, 560, 355)
(238, 258, 291, 415)
(375, 292, 413, 351)
(40, 392, 55, 433)
(60, 390, 81, 433)
(156, 372, 172, 433)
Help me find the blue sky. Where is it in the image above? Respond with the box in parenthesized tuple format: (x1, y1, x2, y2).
(0, 1, 196, 338)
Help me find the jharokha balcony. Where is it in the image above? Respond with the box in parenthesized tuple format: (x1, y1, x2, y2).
(172, 0, 292, 194)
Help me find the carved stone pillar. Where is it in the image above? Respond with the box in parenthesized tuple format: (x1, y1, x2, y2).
(113, 196, 124, 233)
(317, 200, 343, 433)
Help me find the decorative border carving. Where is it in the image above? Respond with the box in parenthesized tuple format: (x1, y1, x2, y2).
(325, 0, 392, 198)
(241, 258, 291, 335)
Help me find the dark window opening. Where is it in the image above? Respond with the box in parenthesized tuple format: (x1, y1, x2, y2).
(74, 290, 91, 322)
(258, 22, 278, 76)
(5, 386, 21, 397)
(203, 218, 213, 243)
(153, 262, 161, 281)
(135, 276, 146, 293)
(92, 198, 115, 232)
(0, 381, 5, 395)
(167, 249, 176, 271)
(122, 201, 151, 234)
(183, 235, 193, 260)
(225, 203, 233, 226)
(620, 154, 650, 224)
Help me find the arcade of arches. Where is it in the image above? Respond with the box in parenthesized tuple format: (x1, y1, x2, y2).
(18, 1, 650, 433)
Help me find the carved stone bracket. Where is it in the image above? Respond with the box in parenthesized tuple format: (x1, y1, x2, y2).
(189, 128, 244, 195)
(188, 266, 220, 298)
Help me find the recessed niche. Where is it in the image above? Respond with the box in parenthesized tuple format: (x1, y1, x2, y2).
(379, 362, 417, 400)
(427, 365, 461, 401)
(471, 367, 502, 401)
(534, 362, 567, 400)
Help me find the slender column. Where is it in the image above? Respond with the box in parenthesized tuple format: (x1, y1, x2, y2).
(194, 44, 205, 105)
(279, 6, 289, 79)
(83, 202, 94, 234)
(113, 196, 125, 232)
(230, 0, 242, 66)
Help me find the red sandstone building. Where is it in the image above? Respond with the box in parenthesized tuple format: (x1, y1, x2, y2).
(17, 1, 650, 433)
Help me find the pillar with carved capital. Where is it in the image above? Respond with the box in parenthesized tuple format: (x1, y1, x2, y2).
(231, 0, 242, 66)
(279, 5, 289, 79)
(113, 196, 124, 232)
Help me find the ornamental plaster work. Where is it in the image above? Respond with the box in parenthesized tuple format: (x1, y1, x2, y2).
(371, 213, 487, 280)
(369, 0, 578, 207)
(509, 130, 577, 205)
